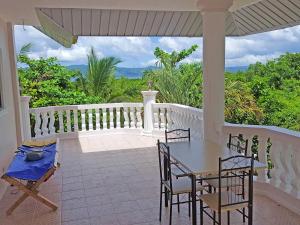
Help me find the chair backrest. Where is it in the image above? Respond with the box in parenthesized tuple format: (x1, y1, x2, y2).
(165, 128, 191, 143)
(218, 155, 254, 212)
(157, 140, 173, 192)
(227, 133, 248, 156)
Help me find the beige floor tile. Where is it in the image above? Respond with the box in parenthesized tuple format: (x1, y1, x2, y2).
(1, 134, 299, 225)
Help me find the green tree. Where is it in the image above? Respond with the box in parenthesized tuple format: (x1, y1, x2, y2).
(17, 43, 33, 61)
(18, 56, 99, 108)
(78, 47, 121, 99)
(154, 45, 198, 69)
(145, 46, 201, 106)
(225, 80, 263, 124)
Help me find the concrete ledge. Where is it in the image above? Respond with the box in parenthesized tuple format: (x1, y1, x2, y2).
(254, 181, 300, 216)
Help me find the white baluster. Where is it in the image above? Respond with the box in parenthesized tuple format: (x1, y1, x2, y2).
(81, 109, 86, 131)
(291, 146, 300, 198)
(136, 107, 142, 129)
(166, 108, 171, 130)
(257, 136, 268, 182)
(58, 110, 64, 133)
(41, 111, 49, 136)
(73, 110, 78, 132)
(160, 108, 166, 129)
(169, 108, 174, 129)
(130, 107, 136, 128)
(103, 108, 107, 129)
(95, 108, 100, 130)
(88, 109, 93, 130)
(66, 110, 71, 132)
(123, 107, 129, 128)
(109, 108, 114, 129)
(280, 144, 293, 193)
(49, 111, 55, 135)
(34, 111, 42, 138)
(269, 140, 283, 188)
(242, 133, 252, 156)
(116, 107, 121, 128)
(153, 107, 159, 130)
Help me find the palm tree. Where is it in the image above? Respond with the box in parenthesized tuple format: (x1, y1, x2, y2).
(80, 47, 121, 99)
(17, 43, 33, 62)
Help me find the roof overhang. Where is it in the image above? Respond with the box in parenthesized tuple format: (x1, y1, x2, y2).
(0, 0, 299, 48)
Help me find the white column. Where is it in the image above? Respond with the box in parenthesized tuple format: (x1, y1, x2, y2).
(141, 91, 158, 135)
(20, 96, 31, 141)
(199, 0, 233, 145)
(6, 23, 23, 145)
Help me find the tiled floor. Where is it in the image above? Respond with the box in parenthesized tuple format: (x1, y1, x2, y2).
(0, 134, 300, 225)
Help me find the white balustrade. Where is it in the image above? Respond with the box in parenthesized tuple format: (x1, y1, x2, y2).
(95, 109, 100, 130)
(81, 109, 86, 131)
(130, 107, 136, 128)
(88, 109, 93, 130)
(33, 111, 42, 138)
(152, 103, 203, 139)
(49, 111, 55, 135)
(123, 107, 129, 128)
(223, 124, 300, 199)
(102, 108, 107, 129)
(136, 108, 143, 129)
(29, 103, 143, 138)
(27, 101, 300, 201)
(109, 108, 114, 129)
(116, 107, 121, 128)
(66, 110, 71, 132)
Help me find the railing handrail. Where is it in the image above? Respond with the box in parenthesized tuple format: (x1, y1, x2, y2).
(224, 123, 300, 142)
(153, 102, 203, 112)
(29, 102, 144, 113)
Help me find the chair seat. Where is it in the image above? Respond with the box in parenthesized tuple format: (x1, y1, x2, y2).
(163, 177, 205, 195)
(205, 176, 244, 188)
(171, 165, 187, 177)
(200, 191, 248, 212)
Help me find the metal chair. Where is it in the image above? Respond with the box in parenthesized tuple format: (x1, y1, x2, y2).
(165, 128, 191, 177)
(165, 128, 191, 143)
(227, 133, 248, 156)
(157, 140, 204, 225)
(206, 134, 249, 188)
(200, 155, 254, 225)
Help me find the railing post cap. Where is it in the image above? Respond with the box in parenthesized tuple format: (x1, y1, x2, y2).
(141, 91, 158, 97)
(20, 96, 31, 102)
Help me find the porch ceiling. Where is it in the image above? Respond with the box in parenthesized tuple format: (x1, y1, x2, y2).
(37, 0, 300, 38)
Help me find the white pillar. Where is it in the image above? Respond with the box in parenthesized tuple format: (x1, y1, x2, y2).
(20, 96, 31, 141)
(141, 91, 158, 135)
(198, 0, 233, 145)
(6, 22, 23, 145)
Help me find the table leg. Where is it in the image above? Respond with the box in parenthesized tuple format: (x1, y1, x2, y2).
(163, 155, 168, 207)
(191, 174, 197, 225)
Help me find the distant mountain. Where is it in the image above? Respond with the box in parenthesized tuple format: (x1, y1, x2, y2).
(67, 64, 248, 78)
(225, 66, 248, 73)
(67, 65, 157, 79)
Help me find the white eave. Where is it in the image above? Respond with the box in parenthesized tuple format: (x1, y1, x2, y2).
(36, 0, 300, 39)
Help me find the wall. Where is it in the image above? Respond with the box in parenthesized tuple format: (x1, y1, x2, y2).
(0, 16, 18, 199)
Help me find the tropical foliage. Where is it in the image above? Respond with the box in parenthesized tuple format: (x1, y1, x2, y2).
(18, 44, 300, 131)
(18, 55, 100, 108)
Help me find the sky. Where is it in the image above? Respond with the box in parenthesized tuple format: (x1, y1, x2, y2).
(14, 24, 300, 68)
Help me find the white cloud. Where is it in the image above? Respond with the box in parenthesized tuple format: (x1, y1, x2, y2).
(14, 24, 300, 68)
(142, 59, 158, 67)
(226, 52, 282, 67)
(159, 37, 183, 51)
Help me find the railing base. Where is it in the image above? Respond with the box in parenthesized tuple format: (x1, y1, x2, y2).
(254, 181, 300, 216)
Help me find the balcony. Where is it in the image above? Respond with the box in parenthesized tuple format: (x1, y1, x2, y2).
(1, 95, 300, 225)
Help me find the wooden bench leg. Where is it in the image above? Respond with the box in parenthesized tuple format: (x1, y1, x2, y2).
(2, 167, 58, 215)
